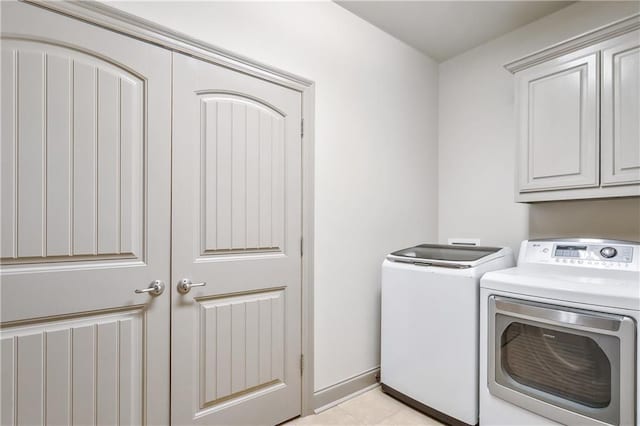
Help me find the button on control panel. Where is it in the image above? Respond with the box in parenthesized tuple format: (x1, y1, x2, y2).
(522, 240, 639, 271)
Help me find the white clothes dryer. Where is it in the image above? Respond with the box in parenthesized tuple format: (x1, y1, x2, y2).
(480, 239, 640, 426)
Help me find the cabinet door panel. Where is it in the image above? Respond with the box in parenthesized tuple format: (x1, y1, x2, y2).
(517, 50, 599, 193)
(602, 30, 640, 186)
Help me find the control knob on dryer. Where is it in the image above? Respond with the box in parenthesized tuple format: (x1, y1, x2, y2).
(600, 247, 617, 258)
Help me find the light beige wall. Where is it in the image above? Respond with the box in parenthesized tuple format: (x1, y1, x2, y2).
(438, 1, 640, 253)
(529, 198, 640, 241)
(107, 1, 440, 391)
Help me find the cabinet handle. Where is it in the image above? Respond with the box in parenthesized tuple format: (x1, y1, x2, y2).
(177, 278, 207, 294)
(135, 280, 165, 296)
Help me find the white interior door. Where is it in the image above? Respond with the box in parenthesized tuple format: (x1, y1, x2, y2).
(0, 2, 171, 424)
(171, 52, 303, 425)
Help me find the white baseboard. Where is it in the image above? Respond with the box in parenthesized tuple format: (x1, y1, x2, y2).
(313, 367, 380, 413)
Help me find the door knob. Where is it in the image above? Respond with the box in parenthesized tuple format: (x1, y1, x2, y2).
(135, 280, 165, 296)
(177, 278, 207, 294)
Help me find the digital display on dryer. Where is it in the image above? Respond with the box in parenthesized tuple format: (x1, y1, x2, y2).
(554, 245, 587, 258)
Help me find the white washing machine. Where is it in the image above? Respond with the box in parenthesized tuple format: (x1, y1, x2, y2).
(480, 239, 640, 426)
(381, 243, 514, 426)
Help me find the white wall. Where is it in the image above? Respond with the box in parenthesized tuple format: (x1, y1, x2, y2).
(107, 1, 439, 391)
(438, 1, 640, 253)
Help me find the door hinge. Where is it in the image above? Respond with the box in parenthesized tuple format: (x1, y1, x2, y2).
(300, 354, 304, 376)
(301, 118, 304, 139)
(300, 237, 303, 256)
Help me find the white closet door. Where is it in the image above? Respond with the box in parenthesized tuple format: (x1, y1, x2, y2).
(601, 30, 640, 186)
(171, 52, 302, 425)
(0, 3, 171, 424)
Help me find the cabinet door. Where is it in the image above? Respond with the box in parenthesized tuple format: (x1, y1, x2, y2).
(602, 30, 640, 186)
(517, 49, 599, 193)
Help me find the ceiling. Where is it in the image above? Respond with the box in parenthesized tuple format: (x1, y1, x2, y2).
(335, 1, 574, 62)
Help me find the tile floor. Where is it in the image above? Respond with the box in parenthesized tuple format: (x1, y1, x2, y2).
(284, 387, 445, 425)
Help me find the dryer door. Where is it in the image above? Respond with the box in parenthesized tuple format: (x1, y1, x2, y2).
(488, 296, 636, 426)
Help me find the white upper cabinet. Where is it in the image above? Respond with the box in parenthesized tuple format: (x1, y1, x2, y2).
(601, 30, 640, 186)
(517, 48, 599, 193)
(506, 16, 640, 202)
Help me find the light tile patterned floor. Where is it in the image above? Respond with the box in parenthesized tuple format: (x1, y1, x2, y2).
(284, 387, 445, 425)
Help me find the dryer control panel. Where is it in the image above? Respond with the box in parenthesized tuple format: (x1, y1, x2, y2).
(519, 239, 640, 271)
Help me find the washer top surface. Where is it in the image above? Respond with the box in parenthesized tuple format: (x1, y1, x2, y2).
(481, 238, 640, 311)
(387, 243, 507, 268)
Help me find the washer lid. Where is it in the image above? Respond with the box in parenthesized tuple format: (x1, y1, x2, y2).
(387, 244, 503, 267)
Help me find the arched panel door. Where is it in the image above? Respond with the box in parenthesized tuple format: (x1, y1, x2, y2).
(0, 3, 171, 424)
(171, 52, 302, 425)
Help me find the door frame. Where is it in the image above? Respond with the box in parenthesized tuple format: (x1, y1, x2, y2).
(23, 0, 317, 417)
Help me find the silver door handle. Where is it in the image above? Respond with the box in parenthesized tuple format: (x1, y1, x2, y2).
(493, 296, 624, 332)
(135, 280, 165, 296)
(178, 278, 207, 294)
